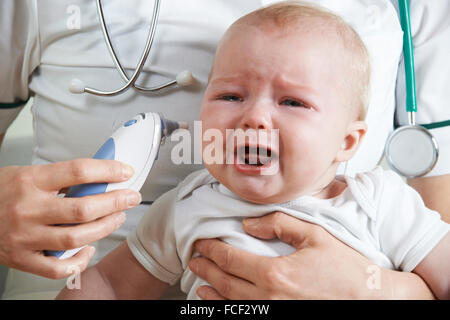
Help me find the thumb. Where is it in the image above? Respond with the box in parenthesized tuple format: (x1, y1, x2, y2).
(243, 212, 320, 249)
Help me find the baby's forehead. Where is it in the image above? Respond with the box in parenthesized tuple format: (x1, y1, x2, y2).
(226, 13, 355, 55)
(212, 21, 351, 86)
(220, 21, 352, 75)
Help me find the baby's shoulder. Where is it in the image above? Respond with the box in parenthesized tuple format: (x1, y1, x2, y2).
(345, 166, 406, 214)
(175, 168, 218, 201)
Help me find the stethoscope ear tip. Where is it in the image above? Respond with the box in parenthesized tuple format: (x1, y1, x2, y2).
(176, 70, 195, 87)
(69, 78, 86, 94)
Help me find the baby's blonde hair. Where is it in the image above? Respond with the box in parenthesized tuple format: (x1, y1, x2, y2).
(228, 0, 371, 120)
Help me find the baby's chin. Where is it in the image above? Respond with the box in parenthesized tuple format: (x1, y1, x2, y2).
(206, 163, 289, 204)
(223, 176, 287, 205)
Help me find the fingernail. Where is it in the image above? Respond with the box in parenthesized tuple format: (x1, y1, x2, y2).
(122, 165, 134, 180)
(127, 192, 141, 207)
(189, 259, 198, 274)
(88, 246, 96, 258)
(197, 286, 206, 298)
(243, 217, 260, 227)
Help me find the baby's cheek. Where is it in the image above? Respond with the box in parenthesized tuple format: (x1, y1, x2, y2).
(200, 104, 222, 127)
(199, 105, 210, 123)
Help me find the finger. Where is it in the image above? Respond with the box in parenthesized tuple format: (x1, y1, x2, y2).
(189, 256, 256, 300)
(40, 189, 141, 224)
(34, 159, 134, 191)
(194, 239, 269, 284)
(34, 211, 126, 251)
(20, 246, 95, 279)
(242, 212, 323, 249)
(197, 286, 226, 300)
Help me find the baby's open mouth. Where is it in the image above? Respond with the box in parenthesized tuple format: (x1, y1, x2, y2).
(236, 145, 277, 166)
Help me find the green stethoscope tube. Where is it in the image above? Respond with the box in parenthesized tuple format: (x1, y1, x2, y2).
(398, 0, 417, 115)
(398, 0, 450, 129)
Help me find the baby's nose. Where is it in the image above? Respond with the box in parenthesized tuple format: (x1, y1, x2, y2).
(240, 100, 273, 130)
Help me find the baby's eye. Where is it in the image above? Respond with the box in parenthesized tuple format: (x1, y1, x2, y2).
(218, 95, 243, 102)
(280, 98, 311, 109)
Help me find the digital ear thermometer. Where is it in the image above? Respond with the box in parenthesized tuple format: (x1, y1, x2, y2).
(44, 112, 188, 259)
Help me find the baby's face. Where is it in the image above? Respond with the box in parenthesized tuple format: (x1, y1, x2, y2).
(200, 25, 360, 204)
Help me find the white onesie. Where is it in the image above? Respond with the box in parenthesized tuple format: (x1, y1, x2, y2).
(127, 167, 449, 300)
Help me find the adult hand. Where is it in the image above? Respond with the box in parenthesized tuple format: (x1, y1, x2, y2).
(0, 159, 141, 279)
(189, 212, 434, 300)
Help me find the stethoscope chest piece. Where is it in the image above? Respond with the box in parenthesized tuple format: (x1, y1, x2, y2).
(385, 125, 438, 178)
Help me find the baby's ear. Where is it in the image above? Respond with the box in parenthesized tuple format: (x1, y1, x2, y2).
(334, 121, 367, 163)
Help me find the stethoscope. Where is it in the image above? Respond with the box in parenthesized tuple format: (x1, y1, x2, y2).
(69, 0, 194, 96)
(384, 0, 450, 178)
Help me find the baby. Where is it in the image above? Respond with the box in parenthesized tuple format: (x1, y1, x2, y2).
(58, 1, 449, 300)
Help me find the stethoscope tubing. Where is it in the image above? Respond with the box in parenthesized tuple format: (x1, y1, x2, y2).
(84, 0, 176, 96)
(395, 0, 449, 131)
(398, 0, 417, 117)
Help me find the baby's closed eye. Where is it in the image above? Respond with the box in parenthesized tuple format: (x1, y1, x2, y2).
(218, 94, 243, 102)
(279, 98, 311, 109)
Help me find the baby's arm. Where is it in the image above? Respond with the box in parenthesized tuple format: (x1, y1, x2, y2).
(56, 241, 169, 299)
(413, 232, 450, 300)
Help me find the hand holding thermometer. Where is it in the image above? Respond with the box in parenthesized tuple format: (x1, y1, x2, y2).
(44, 112, 188, 259)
